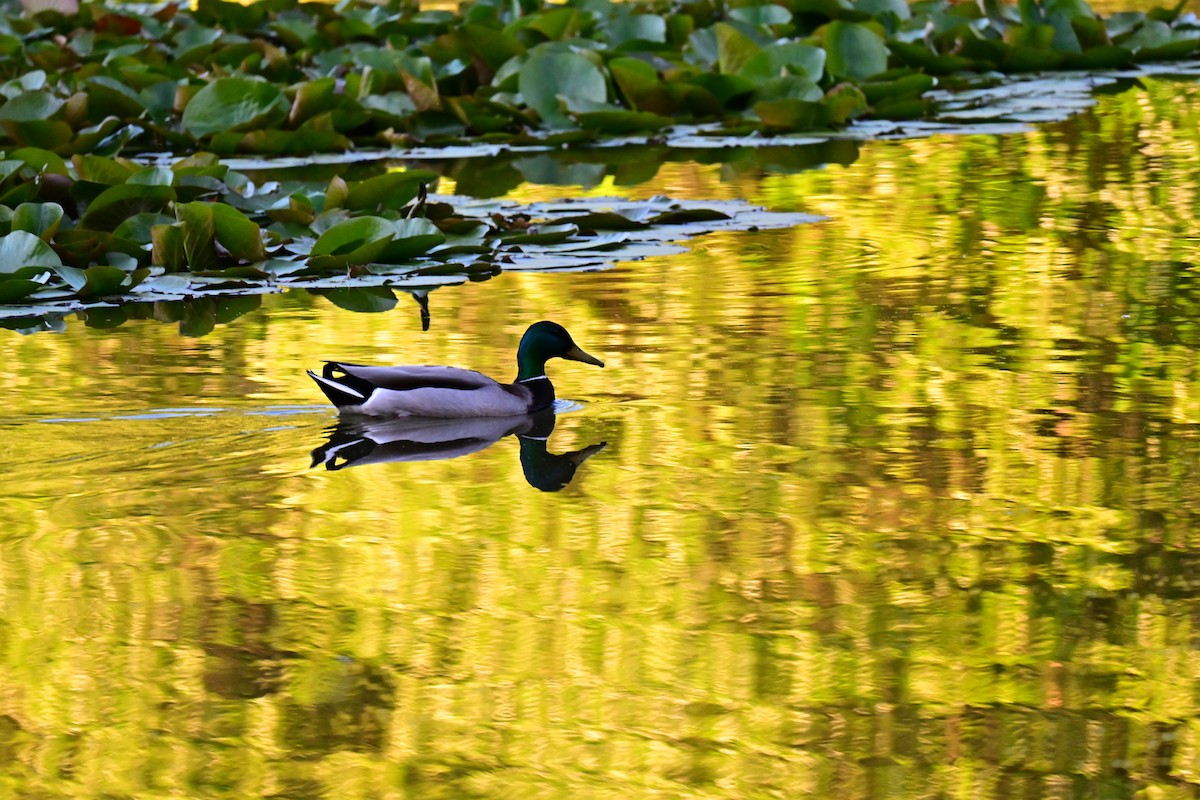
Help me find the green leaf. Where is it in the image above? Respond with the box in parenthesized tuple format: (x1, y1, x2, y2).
(608, 12, 668, 45)
(610, 58, 675, 114)
(855, 0, 911, 18)
(11, 147, 68, 175)
(379, 218, 447, 262)
(501, 223, 578, 244)
(754, 98, 827, 130)
(754, 76, 825, 103)
(683, 73, 758, 106)
(151, 224, 186, 271)
(80, 184, 176, 232)
(0, 278, 43, 303)
(740, 42, 827, 82)
(551, 211, 648, 231)
(344, 171, 437, 213)
(518, 49, 608, 129)
(1045, 0, 1096, 18)
(309, 216, 396, 269)
(825, 21, 890, 79)
(73, 154, 135, 185)
(0, 91, 63, 122)
(85, 76, 147, 119)
(525, 7, 583, 40)
(181, 77, 289, 138)
(888, 40, 978, 74)
(11, 202, 63, 241)
(715, 22, 761, 75)
(456, 24, 525, 76)
(127, 167, 175, 187)
(573, 109, 672, 133)
(0, 230, 62, 274)
(729, 5, 793, 27)
(211, 203, 265, 262)
(861, 72, 935, 104)
(823, 83, 868, 124)
(176, 202, 221, 273)
(74, 265, 132, 298)
(115, 213, 175, 244)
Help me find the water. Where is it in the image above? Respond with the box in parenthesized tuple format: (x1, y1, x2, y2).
(1, 79, 1200, 798)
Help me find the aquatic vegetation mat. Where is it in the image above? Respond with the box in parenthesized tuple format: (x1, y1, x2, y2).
(0, 0, 1198, 155)
(0, 150, 818, 334)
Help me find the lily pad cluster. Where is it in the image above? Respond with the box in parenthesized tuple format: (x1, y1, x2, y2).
(1, 0, 1197, 154)
(0, 148, 818, 334)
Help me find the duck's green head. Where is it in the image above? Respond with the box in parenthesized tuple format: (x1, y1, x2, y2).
(517, 321, 604, 379)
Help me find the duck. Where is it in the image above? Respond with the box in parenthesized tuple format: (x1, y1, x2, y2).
(307, 320, 604, 417)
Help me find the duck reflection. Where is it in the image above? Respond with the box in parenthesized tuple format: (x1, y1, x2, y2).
(310, 409, 606, 491)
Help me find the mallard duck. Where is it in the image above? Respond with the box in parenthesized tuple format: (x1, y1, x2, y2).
(307, 320, 604, 417)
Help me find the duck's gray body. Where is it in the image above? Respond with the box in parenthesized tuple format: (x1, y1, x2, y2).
(307, 363, 550, 418)
(307, 321, 603, 419)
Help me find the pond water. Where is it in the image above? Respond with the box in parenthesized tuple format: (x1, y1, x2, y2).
(1, 76, 1200, 799)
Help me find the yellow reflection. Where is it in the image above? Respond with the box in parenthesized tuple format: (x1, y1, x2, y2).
(0, 79, 1199, 799)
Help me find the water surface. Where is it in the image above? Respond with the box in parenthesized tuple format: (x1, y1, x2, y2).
(1, 79, 1199, 798)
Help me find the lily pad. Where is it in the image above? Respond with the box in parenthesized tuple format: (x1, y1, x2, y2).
(0, 229, 61, 274)
(11, 202, 63, 240)
(825, 21, 890, 80)
(518, 48, 608, 129)
(309, 216, 396, 269)
(79, 184, 176, 232)
(181, 77, 289, 138)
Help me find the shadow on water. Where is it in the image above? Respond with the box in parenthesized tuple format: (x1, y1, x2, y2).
(311, 408, 607, 492)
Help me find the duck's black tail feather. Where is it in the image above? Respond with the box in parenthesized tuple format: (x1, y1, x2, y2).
(308, 363, 375, 408)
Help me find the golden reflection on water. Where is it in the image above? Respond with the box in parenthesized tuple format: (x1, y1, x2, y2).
(1, 80, 1200, 798)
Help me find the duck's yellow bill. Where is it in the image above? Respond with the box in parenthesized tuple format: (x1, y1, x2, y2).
(565, 345, 604, 368)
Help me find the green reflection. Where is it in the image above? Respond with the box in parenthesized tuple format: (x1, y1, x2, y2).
(0, 79, 1198, 798)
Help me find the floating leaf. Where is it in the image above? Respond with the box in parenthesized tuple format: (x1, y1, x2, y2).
(647, 208, 732, 224)
(0, 91, 63, 122)
(740, 42, 828, 82)
(181, 77, 289, 138)
(211, 203, 266, 262)
(74, 265, 133, 298)
(0, 230, 62, 274)
(551, 211, 648, 231)
(309, 216, 396, 269)
(501, 223, 578, 245)
(754, 97, 827, 130)
(11, 147, 68, 175)
(127, 167, 175, 187)
(608, 11, 668, 45)
(729, 5, 794, 27)
(518, 48, 607, 129)
(115, 213, 175, 245)
(176, 201, 221, 273)
(0, 278, 43, 303)
(825, 21, 890, 79)
(80, 184, 176, 232)
(379, 218, 447, 262)
(344, 171, 437, 213)
(715, 23, 762, 75)
(11, 202, 63, 241)
(573, 109, 672, 133)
